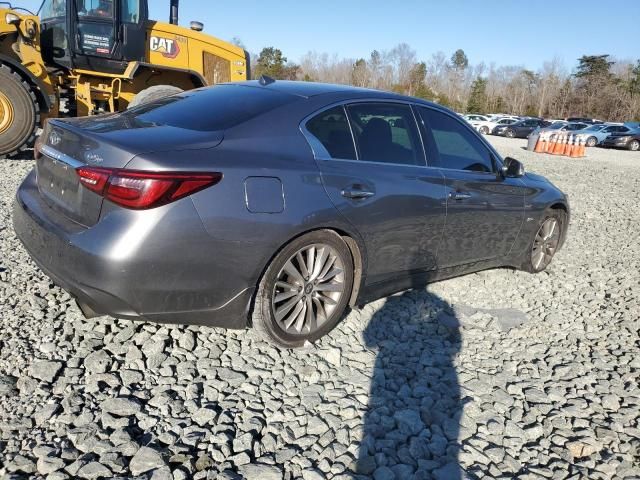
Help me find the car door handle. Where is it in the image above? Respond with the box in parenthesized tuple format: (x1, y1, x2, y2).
(449, 191, 472, 200)
(341, 188, 375, 199)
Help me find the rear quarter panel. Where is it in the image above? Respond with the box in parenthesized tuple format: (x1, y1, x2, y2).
(125, 97, 366, 297)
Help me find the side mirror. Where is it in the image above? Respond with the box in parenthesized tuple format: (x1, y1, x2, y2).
(502, 157, 525, 178)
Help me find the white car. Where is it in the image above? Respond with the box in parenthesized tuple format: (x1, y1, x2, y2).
(475, 117, 519, 135)
(462, 114, 490, 131)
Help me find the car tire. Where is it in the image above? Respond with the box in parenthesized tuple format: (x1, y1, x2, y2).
(252, 230, 354, 348)
(0, 64, 40, 158)
(628, 139, 640, 151)
(586, 136, 597, 147)
(505, 129, 515, 138)
(480, 126, 489, 135)
(521, 208, 567, 274)
(127, 85, 184, 109)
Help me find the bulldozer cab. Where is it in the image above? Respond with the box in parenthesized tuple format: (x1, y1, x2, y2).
(40, 0, 148, 73)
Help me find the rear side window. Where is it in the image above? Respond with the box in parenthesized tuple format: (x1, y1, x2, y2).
(346, 103, 424, 166)
(127, 85, 297, 131)
(419, 107, 494, 173)
(305, 106, 357, 160)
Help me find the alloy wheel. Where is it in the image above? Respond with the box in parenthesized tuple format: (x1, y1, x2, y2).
(629, 140, 640, 151)
(531, 218, 561, 271)
(587, 137, 597, 147)
(271, 243, 345, 335)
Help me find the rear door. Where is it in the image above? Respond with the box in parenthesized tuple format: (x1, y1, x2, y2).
(304, 102, 447, 284)
(417, 106, 526, 267)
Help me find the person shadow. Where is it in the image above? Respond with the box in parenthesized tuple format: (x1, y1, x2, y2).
(354, 280, 463, 480)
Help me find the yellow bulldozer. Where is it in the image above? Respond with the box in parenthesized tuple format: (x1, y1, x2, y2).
(0, 0, 249, 156)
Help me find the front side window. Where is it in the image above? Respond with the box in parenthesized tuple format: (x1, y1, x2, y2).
(305, 106, 357, 160)
(419, 107, 495, 173)
(346, 103, 424, 166)
(40, 0, 66, 20)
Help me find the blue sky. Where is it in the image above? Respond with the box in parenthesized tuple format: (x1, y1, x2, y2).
(21, 0, 640, 70)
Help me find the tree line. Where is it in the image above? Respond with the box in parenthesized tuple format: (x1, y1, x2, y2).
(248, 44, 640, 122)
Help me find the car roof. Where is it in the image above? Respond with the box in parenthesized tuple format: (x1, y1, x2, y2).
(227, 80, 400, 99)
(222, 80, 453, 112)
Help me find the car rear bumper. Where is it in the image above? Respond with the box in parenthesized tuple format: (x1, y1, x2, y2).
(13, 170, 253, 329)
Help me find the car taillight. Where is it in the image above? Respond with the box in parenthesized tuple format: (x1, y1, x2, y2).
(76, 167, 222, 210)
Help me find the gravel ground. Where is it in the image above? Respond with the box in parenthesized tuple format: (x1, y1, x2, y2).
(0, 137, 639, 480)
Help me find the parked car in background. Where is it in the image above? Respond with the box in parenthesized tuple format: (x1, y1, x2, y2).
(576, 124, 635, 147)
(493, 118, 550, 138)
(462, 114, 490, 131)
(535, 122, 589, 137)
(476, 117, 519, 135)
(13, 80, 570, 348)
(601, 130, 640, 151)
(567, 117, 604, 125)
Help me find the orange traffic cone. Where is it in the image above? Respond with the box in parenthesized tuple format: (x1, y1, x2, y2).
(566, 135, 575, 157)
(546, 134, 556, 153)
(570, 136, 580, 158)
(563, 135, 572, 156)
(578, 137, 586, 157)
(553, 134, 565, 155)
(534, 133, 546, 153)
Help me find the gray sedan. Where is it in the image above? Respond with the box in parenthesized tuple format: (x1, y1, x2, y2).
(14, 81, 570, 348)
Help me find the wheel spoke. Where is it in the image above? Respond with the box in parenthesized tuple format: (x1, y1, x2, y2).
(317, 293, 337, 306)
(275, 296, 300, 322)
(306, 247, 316, 279)
(319, 267, 342, 282)
(291, 301, 307, 332)
(543, 220, 557, 241)
(285, 300, 305, 329)
(296, 252, 309, 280)
(274, 289, 299, 303)
(276, 280, 297, 291)
(315, 283, 343, 293)
(533, 250, 545, 270)
(317, 254, 336, 281)
(313, 297, 328, 326)
(313, 247, 330, 280)
(283, 260, 304, 285)
(305, 298, 317, 332)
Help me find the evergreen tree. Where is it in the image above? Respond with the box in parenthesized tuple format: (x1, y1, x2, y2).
(450, 49, 469, 71)
(467, 77, 488, 113)
(254, 47, 299, 80)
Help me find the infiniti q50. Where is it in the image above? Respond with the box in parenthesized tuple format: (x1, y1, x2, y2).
(14, 80, 569, 348)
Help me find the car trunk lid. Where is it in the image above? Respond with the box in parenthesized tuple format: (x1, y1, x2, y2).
(36, 118, 223, 227)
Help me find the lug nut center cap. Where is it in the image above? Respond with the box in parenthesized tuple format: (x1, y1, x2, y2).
(305, 284, 314, 294)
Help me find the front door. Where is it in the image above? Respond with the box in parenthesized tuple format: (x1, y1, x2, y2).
(418, 106, 526, 268)
(303, 102, 447, 285)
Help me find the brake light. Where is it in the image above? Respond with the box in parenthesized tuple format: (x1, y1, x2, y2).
(76, 167, 222, 210)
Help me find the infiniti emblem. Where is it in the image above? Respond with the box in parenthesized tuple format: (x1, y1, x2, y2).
(49, 130, 62, 146)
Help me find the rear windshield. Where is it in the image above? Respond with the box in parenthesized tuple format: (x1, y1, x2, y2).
(127, 85, 297, 131)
